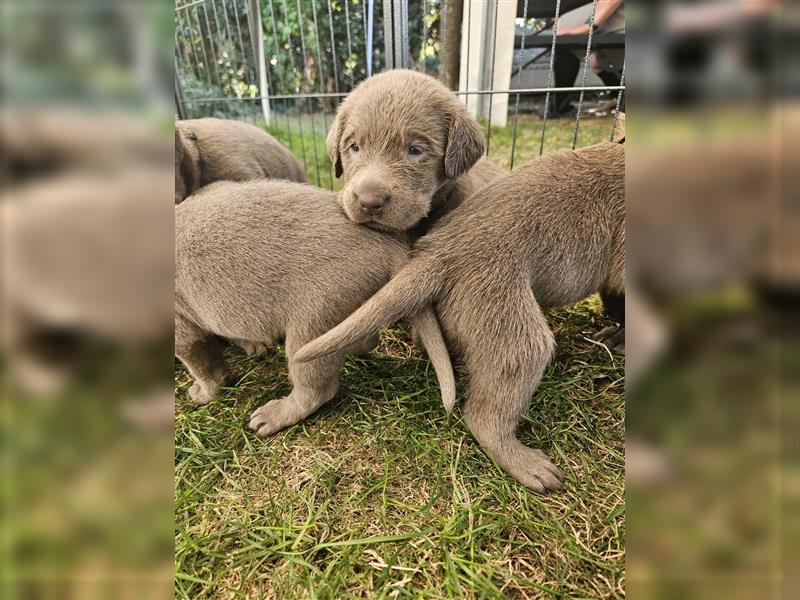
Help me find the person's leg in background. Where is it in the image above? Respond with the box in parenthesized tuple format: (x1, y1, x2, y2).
(537, 1, 625, 118)
(590, 3, 625, 110)
(591, 49, 625, 110)
(540, 49, 622, 118)
(547, 51, 581, 116)
(536, 3, 594, 118)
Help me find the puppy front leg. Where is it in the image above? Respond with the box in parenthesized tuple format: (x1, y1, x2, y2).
(175, 316, 231, 405)
(248, 342, 344, 437)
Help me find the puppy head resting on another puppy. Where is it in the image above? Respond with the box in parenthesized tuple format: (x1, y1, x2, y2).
(327, 70, 485, 232)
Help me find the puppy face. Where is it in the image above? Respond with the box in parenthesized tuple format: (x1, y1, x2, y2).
(328, 70, 484, 232)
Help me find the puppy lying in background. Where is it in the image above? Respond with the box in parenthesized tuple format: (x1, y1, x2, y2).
(175, 180, 455, 435)
(175, 118, 307, 203)
(296, 141, 625, 492)
(326, 69, 504, 234)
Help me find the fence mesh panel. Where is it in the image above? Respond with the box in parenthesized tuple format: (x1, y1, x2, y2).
(175, 0, 624, 190)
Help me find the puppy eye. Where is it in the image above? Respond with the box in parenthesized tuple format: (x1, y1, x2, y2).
(408, 145, 424, 157)
(348, 142, 360, 153)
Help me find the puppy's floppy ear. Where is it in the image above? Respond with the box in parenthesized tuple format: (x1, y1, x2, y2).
(444, 109, 485, 179)
(175, 126, 200, 203)
(326, 105, 347, 178)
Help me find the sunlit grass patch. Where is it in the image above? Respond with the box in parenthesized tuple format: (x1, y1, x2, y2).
(175, 298, 624, 599)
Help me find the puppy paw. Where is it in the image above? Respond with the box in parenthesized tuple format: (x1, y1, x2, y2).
(15, 358, 68, 397)
(236, 339, 269, 357)
(592, 324, 619, 341)
(502, 447, 564, 493)
(188, 381, 216, 405)
(248, 398, 299, 437)
(123, 387, 175, 429)
(592, 325, 625, 355)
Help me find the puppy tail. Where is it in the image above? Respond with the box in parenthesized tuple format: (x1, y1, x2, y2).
(294, 259, 439, 363)
(410, 307, 456, 414)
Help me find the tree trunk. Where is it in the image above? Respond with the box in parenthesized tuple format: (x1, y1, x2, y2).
(442, 0, 463, 90)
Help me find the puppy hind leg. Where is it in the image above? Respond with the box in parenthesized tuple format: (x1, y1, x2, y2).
(595, 289, 625, 353)
(248, 334, 344, 437)
(461, 301, 563, 492)
(354, 334, 380, 357)
(175, 315, 231, 405)
(600, 289, 625, 324)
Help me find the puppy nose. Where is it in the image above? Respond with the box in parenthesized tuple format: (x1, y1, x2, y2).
(358, 192, 388, 214)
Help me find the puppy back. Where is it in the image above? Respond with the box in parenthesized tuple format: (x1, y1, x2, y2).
(415, 142, 625, 306)
(176, 180, 409, 323)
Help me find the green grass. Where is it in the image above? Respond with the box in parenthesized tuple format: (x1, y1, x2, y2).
(485, 113, 617, 170)
(175, 115, 625, 598)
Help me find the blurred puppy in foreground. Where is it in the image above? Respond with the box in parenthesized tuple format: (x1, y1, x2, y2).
(296, 141, 625, 492)
(3, 169, 174, 399)
(3, 112, 174, 424)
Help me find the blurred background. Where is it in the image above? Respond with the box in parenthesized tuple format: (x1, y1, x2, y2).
(2, 1, 175, 598)
(625, 0, 798, 598)
(1, 0, 798, 598)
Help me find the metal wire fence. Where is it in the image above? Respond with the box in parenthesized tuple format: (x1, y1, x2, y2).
(175, 0, 625, 190)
